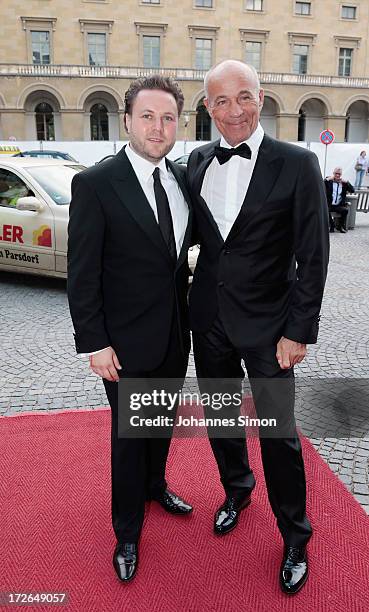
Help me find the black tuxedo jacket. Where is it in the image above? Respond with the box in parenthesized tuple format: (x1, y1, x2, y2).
(67, 146, 192, 371)
(187, 134, 329, 347)
(324, 178, 355, 205)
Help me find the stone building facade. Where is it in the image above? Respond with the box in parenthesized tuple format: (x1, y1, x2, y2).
(1, 0, 369, 142)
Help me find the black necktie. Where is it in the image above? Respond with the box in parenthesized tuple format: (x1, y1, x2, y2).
(214, 142, 252, 165)
(334, 182, 340, 203)
(153, 167, 177, 260)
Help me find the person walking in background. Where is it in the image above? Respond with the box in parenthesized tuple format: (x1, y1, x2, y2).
(325, 167, 355, 233)
(354, 150, 367, 190)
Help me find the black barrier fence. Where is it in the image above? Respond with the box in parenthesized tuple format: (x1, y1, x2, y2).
(117, 377, 369, 440)
(356, 190, 369, 212)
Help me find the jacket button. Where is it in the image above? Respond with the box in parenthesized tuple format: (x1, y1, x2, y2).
(223, 249, 230, 255)
(218, 281, 224, 287)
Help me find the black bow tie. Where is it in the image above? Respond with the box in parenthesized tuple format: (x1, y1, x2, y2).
(214, 142, 252, 165)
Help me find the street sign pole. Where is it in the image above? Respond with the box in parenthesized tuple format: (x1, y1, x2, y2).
(319, 129, 335, 177)
(324, 143, 328, 177)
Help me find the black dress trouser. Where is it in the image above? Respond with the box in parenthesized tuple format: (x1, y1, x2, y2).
(328, 204, 348, 230)
(104, 315, 188, 544)
(193, 315, 312, 548)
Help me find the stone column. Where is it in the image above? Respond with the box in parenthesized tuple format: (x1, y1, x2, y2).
(324, 115, 347, 142)
(276, 113, 299, 141)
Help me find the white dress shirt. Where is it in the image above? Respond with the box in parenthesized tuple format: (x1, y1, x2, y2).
(87, 144, 189, 357)
(125, 144, 188, 256)
(332, 181, 343, 205)
(201, 123, 264, 240)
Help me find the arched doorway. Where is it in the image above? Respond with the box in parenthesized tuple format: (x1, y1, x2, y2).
(90, 103, 109, 140)
(196, 100, 211, 141)
(297, 98, 327, 142)
(260, 96, 278, 138)
(83, 91, 120, 141)
(35, 102, 54, 141)
(345, 101, 369, 142)
(24, 91, 62, 141)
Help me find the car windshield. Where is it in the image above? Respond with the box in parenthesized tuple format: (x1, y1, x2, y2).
(26, 164, 85, 205)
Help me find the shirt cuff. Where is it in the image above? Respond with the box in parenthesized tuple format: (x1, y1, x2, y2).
(77, 346, 111, 358)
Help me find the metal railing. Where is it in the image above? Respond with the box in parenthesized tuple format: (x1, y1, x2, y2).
(1, 63, 369, 87)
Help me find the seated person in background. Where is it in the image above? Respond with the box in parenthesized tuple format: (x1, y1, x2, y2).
(324, 167, 355, 233)
(0, 184, 34, 207)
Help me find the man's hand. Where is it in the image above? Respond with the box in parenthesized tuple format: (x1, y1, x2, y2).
(89, 346, 122, 381)
(276, 337, 307, 369)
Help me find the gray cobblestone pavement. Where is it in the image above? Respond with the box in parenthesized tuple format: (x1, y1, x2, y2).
(1, 214, 368, 513)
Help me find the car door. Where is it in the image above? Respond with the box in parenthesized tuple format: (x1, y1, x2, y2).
(0, 167, 56, 273)
(22, 163, 85, 275)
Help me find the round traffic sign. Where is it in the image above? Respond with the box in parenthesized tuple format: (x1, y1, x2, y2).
(320, 129, 335, 145)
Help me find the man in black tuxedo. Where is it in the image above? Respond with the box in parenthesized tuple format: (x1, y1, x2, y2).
(187, 61, 329, 595)
(68, 76, 193, 582)
(324, 167, 355, 233)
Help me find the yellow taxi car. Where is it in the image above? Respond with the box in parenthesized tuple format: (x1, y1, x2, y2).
(0, 158, 85, 278)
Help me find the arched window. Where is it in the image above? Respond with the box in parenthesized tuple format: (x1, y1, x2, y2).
(90, 103, 109, 140)
(196, 101, 211, 141)
(35, 102, 54, 141)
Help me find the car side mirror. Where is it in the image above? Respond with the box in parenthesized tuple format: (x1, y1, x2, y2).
(16, 196, 44, 212)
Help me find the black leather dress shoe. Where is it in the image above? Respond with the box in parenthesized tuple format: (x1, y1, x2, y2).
(153, 489, 193, 515)
(113, 542, 138, 582)
(339, 226, 347, 233)
(214, 495, 251, 535)
(279, 546, 308, 595)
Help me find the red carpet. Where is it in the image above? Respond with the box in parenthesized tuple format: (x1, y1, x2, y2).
(0, 409, 368, 612)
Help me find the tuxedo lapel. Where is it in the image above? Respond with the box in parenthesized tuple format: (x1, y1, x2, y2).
(193, 141, 220, 196)
(110, 147, 173, 264)
(166, 158, 190, 204)
(225, 135, 285, 243)
(192, 140, 224, 243)
(166, 159, 193, 270)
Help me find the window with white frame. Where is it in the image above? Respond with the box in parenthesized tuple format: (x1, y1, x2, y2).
(293, 44, 308, 73)
(240, 29, 269, 70)
(31, 31, 50, 64)
(295, 2, 311, 15)
(88, 33, 106, 65)
(195, 38, 212, 70)
(195, 0, 213, 7)
(135, 22, 167, 67)
(188, 25, 218, 69)
(79, 20, 113, 65)
(342, 5, 356, 19)
(21, 16, 56, 64)
(141, 0, 160, 4)
(339, 48, 352, 76)
(245, 41, 262, 70)
(143, 35, 160, 67)
(246, 0, 263, 10)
